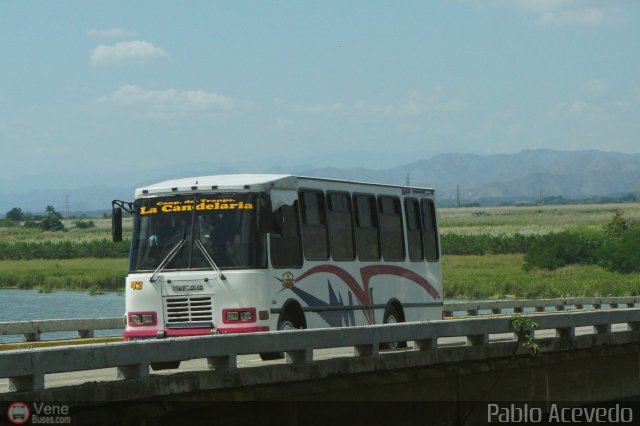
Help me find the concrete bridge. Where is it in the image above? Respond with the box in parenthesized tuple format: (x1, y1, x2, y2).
(1, 298, 640, 425)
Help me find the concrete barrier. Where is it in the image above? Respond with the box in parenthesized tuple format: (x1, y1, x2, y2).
(1, 296, 637, 343)
(0, 317, 125, 342)
(1, 308, 639, 393)
(443, 296, 640, 317)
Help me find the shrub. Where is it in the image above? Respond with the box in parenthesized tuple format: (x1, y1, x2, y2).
(41, 215, 65, 231)
(74, 220, 95, 229)
(0, 218, 19, 228)
(598, 225, 640, 273)
(523, 231, 601, 271)
(441, 233, 539, 256)
(0, 239, 130, 260)
(604, 211, 636, 237)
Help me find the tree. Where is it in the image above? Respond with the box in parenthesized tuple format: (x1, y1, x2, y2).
(5, 207, 24, 221)
(45, 205, 63, 220)
(41, 206, 65, 231)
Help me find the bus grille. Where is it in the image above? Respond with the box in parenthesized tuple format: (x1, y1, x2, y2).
(164, 296, 213, 324)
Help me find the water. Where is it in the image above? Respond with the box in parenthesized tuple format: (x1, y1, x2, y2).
(0, 289, 125, 343)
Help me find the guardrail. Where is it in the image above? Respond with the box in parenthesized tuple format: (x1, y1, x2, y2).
(444, 296, 640, 317)
(0, 317, 125, 342)
(1, 309, 639, 393)
(1, 297, 638, 343)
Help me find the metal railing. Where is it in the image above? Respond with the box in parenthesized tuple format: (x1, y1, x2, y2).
(0, 317, 125, 342)
(1, 308, 639, 393)
(444, 296, 640, 317)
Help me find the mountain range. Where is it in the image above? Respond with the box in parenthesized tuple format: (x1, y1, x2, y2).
(2, 149, 640, 214)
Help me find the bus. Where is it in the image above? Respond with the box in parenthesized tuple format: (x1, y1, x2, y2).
(112, 174, 442, 362)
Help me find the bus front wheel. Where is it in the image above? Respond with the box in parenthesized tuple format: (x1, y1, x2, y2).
(259, 310, 301, 361)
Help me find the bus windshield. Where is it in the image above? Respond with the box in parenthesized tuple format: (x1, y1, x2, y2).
(129, 193, 266, 272)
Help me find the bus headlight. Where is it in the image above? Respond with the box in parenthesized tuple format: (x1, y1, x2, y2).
(240, 311, 254, 321)
(223, 308, 256, 323)
(128, 312, 157, 326)
(142, 314, 155, 324)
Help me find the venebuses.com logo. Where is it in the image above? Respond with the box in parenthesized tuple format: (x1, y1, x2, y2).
(6, 402, 71, 425)
(6, 402, 30, 425)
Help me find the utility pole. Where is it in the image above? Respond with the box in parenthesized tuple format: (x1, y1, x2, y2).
(405, 173, 411, 186)
(456, 184, 460, 207)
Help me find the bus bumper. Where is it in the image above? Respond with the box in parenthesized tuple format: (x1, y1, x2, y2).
(124, 325, 270, 340)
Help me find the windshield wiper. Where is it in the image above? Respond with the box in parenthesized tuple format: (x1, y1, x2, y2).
(149, 239, 187, 283)
(195, 239, 226, 280)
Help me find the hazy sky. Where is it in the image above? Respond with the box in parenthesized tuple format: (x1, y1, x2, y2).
(1, 0, 639, 180)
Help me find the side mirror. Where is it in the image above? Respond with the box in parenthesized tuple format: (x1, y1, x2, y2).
(112, 207, 123, 242)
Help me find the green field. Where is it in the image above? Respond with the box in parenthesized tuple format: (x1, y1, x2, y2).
(443, 254, 640, 299)
(1, 203, 639, 297)
(0, 258, 128, 292)
(439, 203, 640, 235)
(0, 218, 131, 243)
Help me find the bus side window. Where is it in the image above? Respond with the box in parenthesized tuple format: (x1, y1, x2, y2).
(421, 199, 439, 262)
(404, 198, 424, 262)
(353, 194, 381, 261)
(327, 191, 355, 261)
(270, 202, 303, 268)
(378, 196, 405, 261)
(299, 190, 330, 261)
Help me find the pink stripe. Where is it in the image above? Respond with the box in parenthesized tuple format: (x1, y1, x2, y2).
(123, 329, 158, 340)
(360, 265, 440, 300)
(217, 326, 269, 334)
(294, 264, 441, 324)
(165, 328, 214, 337)
(297, 265, 370, 304)
(124, 326, 270, 340)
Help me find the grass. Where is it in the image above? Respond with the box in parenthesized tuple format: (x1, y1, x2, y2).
(0, 258, 128, 292)
(2, 253, 639, 299)
(439, 203, 640, 235)
(443, 254, 640, 300)
(0, 218, 132, 243)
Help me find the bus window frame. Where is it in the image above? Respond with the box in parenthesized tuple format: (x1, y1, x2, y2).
(298, 188, 330, 261)
(326, 190, 356, 261)
(377, 195, 406, 262)
(420, 198, 440, 262)
(404, 197, 425, 262)
(352, 192, 381, 262)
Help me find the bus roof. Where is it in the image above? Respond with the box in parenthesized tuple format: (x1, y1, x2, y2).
(135, 174, 434, 198)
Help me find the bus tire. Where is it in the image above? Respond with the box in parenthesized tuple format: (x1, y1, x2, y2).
(380, 304, 407, 350)
(150, 361, 181, 370)
(259, 308, 303, 361)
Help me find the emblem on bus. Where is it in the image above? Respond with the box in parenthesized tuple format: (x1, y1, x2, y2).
(282, 272, 295, 289)
(172, 284, 204, 292)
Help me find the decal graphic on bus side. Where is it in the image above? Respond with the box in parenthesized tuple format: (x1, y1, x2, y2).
(275, 264, 440, 325)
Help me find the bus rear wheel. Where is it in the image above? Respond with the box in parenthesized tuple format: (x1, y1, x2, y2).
(380, 304, 406, 350)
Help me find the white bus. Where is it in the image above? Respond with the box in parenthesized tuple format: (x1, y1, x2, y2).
(112, 174, 442, 360)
